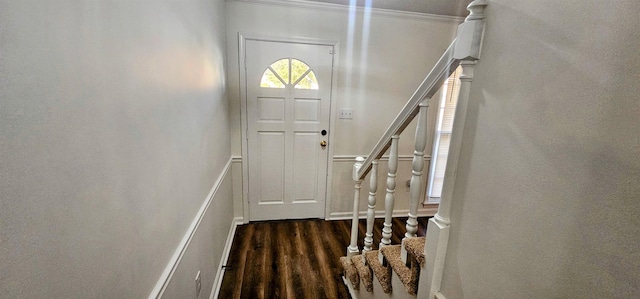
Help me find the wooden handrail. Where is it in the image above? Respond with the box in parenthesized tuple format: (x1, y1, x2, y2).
(356, 41, 460, 180)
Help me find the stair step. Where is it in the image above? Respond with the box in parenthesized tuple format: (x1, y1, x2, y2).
(340, 256, 360, 290)
(403, 237, 426, 266)
(351, 254, 373, 292)
(364, 250, 392, 293)
(380, 245, 420, 295)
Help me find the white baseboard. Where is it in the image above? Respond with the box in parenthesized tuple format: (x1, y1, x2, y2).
(328, 207, 437, 220)
(148, 158, 232, 299)
(343, 276, 359, 299)
(210, 217, 243, 299)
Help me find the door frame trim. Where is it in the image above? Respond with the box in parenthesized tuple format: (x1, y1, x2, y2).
(238, 33, 340, 222)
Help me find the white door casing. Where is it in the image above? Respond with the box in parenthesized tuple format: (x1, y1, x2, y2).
(245, 39, 334, 221)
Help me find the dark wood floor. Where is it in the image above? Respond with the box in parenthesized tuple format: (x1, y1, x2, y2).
(218, 217, 430, 299)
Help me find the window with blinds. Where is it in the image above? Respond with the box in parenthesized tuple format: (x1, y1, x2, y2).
(427, 66, 462, 201)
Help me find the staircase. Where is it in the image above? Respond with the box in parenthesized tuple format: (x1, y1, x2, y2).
(340, 1, 488, 298)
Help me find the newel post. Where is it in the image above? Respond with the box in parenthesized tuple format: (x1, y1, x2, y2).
(434, 0, 486, 230)
(420, 0, 488, 298)
(347, 156, 365, 257)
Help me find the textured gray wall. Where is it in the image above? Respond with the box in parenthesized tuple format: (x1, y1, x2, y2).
(440, 0, 640, 298)
(0, 0, 231, 297)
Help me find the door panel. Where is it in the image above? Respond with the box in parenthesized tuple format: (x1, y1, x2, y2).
(293, 132, 319, 201)
(257, 97, 285, 122)
(257, 132, 285, 203)
(294, 98, 320, 122)
(245, 39, 333, 221)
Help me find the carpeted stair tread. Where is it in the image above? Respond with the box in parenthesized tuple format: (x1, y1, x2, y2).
(404, 237, 426, 265)
(340, 256, 360, 290)
(351, 255, 373, 292)
(364, 250, 392, 293)
(380, 245, 420, 295)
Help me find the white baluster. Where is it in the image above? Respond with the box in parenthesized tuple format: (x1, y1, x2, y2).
(347, 157, 365, 257)
(379, 135, 399, 263)
(363, 159, 379, 253)
(402, 98, 429, 264)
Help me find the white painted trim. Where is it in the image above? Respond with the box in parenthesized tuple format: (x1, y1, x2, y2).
(238, 34, 250, 224)
(324, 40, 341, 222)
(435, 292, 447, 299)
(227, 0, 465, 23)
(328, 207, 437, 220)
(240, 34, 340, 48)
(333, 155, 431, 162)
(238, 33, 340, 223)
(210, 217, 244, 299)
(425, 197, 441, 205)
(230, 156, 246, 224)
(148, 158, 233, 299)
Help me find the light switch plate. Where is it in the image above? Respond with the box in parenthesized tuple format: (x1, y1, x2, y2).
(339, 108, 354, 119)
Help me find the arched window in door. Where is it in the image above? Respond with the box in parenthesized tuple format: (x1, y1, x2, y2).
(260, 58, 319, 90)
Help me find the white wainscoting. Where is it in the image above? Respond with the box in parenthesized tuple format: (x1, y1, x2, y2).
(149, 158, 233, 299)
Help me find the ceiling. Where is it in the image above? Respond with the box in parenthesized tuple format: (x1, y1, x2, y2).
(303, 0, 475, 17)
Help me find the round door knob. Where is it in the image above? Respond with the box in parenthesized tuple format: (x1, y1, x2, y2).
(320, 140, 327, 147)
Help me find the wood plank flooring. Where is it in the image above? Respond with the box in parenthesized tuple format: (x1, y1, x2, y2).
(218, 217, 430, 299)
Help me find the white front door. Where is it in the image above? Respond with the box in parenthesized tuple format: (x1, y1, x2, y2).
(245, 40, 334, 221)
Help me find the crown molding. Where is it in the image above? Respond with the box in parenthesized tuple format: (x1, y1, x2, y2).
(227, 0, 465, 23)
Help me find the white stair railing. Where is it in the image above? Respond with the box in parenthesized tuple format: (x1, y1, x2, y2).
(422, 0, 488, 296)
(346, 41, 459, 259)
(345, 7, 488, 297)
(354, 43, 459, 183)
